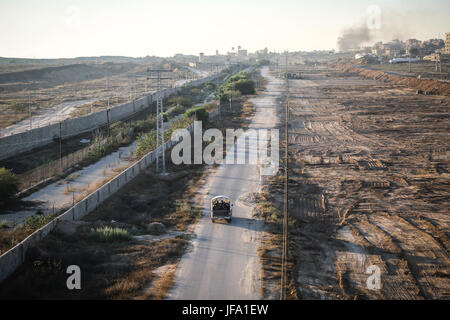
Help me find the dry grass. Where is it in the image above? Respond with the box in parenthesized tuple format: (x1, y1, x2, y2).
(0, 228, 30, 255)
(137, 264, 178, 300)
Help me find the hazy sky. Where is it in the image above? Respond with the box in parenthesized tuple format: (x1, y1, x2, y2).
(0, 0, 449, 58)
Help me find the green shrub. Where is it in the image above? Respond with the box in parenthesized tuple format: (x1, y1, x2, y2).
(233, 79, 255, 95)
(89, 226, 132, 242)
(23, 214, 55, 231)
(220, 92, 231, 103)
(164, 116, 194, 141)
(0, 167, 19, 203)
(136, 130, 157, 156)
(228, 72, 249, 83)
(220, 71, 255, 97)
(220, 90, 241, 103)
(183, 106, 209, 122)
(171, 104, 185, 116)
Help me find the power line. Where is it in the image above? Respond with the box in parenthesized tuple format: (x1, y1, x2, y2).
(281, 52, 290, 300)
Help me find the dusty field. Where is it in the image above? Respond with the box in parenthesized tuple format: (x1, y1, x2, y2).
(284, 69, 449, 299)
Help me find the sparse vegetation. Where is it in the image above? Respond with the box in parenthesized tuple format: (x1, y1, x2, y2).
(183, 106, 209, 122)
(22, 214, 55, 231)
(88, 226, 132, 242)
(168, 96, 193, 109)
(219, 71, 255, 102)
(0, 167, 19, 204)
(0, 221, 8, 229)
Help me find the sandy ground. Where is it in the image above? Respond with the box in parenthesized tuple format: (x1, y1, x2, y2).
(286, 69, 449, 299)
(0, 98, 98, 137)
(168, 67, 283, 299)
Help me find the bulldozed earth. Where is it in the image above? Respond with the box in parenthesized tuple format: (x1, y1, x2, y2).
(281, 67, 450, 299)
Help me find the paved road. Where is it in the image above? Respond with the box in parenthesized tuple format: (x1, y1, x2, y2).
(168, 67, 283, 299)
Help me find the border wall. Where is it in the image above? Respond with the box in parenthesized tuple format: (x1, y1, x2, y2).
(0, 74, 220, 161)
(0, 108, 219, 284)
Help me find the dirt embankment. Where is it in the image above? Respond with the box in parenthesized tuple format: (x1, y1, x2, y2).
(335, 62, 450, 96)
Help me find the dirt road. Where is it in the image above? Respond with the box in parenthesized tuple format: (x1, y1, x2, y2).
(168, 67, 283, 299)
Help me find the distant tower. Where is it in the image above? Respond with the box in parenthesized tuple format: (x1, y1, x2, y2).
(199, 52, 204, 62)
(445, 32, 450, 55)
(216, 49, 219, 56)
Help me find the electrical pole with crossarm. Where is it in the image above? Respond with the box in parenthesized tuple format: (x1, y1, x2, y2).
(147, 68, 173, 175)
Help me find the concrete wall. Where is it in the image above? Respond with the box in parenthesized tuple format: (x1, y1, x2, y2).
(0, 74, 221, 161)
(0, 106, 219, 285)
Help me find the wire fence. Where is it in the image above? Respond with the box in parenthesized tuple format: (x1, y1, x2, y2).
(18, 137, 110, 191)
(15, 72, 222, 191)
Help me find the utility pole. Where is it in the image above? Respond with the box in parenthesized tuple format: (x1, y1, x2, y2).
(147, 69, 172, 174)
(281, 51, 290, 300)
(106, 109, 110, 137)
(28, 95, 32, 130)
(229, 82, 235, 111)
(129, 79, 133, 101)
(59, 122, 63, 170)
(408, 53, 411, 73)
(435, 54, 442, 73)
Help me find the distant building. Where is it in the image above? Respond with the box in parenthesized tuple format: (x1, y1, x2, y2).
(199, 52, 204, 62)
(406, 39, 421, 54)
(423, 53, 440, 61)
(406, 38, 444, 57)
(237, 49, 247, 57)
(445, 33, 450, 55)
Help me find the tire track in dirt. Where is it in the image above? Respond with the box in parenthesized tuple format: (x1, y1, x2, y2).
(368, 213, 449, 299)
